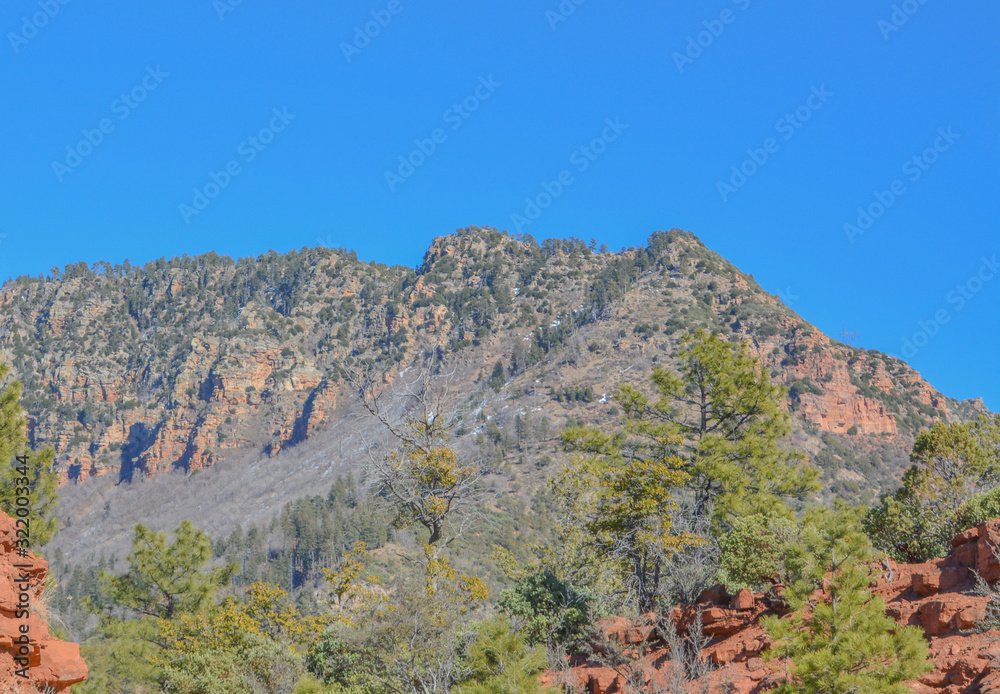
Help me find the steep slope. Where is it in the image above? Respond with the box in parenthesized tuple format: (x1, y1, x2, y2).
(0, 228, 989, 515)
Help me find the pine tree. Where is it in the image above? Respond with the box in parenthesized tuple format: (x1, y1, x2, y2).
(551, 428, 694, 612)
(612, 329, 818, 525)
(0, 362, 59, 545)
(763, 506, 931, 693)
(555, 330, 818, 611)
(104, 520, 235, 619)
(864, 414, 1000, 562)
(79, 521, 239, 692)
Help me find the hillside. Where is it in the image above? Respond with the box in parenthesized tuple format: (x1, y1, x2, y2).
(0, 227, 990, 558)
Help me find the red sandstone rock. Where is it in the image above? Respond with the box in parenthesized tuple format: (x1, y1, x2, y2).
(697, 584, 729, 606)
(546, 521, 1000, 693)
(913, 570, 941, 595)
(731, 588, 755, 611)
(976, 520, 1000, 582)
(0, 512, 87, 692)
(952, 527, 979, 547)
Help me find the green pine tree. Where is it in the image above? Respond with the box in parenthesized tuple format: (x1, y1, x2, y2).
(453, 616, 554, 694)
(0, 362, 59, 546)
(864, 414, 1000, 562)
(105, 520, 236, 619)
(554, 330, 819, 612)
(763, 506, 931, 693)
(563, 329, 818, 530)
(78, 521, 238, 692)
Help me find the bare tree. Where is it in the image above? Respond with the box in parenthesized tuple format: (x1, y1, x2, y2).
(347, 361, 490, 547)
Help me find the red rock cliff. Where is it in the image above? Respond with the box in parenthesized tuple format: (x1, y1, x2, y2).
(0, 512, 87, 692)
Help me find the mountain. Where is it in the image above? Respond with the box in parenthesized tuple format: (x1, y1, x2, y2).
(0, 227, 990, 556)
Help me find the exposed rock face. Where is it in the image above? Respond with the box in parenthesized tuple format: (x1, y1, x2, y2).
(549, 520, 1000, 694)
(0, 512, 87, 692)
(0, 228, 987, 492)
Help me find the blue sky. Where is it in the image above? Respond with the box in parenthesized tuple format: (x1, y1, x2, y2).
(1, 0, 997, 409)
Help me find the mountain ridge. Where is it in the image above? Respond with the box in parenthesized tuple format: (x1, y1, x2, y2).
(0, 227, 989, 508)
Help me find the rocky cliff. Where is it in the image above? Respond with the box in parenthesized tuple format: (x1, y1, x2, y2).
(553, 520, 1000, 693)
(0, 512, 87, 692)
(0, 228, 988, 502)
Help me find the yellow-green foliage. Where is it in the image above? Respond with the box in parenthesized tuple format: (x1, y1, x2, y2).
(453, 616, 555, 694)
(613, 329, 817, 525)
(553, 330, 817, 612)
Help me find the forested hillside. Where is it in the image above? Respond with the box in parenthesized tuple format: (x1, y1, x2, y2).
(2, 226, 996, 693)
(0, 227, 984, 498)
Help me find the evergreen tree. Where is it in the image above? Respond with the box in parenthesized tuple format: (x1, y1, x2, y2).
(554, 330, 818, 611)
(453, 616, 554, 694)
(0, 362, 59, 546)
(763, 506, 931, 693)
(551, 427, 694, 613)
(864, 415, 1000, 562)
(608, 329, 818, 525)
(79, 521, 239, 692)
(105, 520, 236, 619)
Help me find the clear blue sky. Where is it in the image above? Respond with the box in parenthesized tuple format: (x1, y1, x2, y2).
(1, 1, 997, 409)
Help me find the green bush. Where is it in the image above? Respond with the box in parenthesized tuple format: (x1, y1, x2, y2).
(957, 486, 1000, 530)
(717, 514, 796, 591)
(306, 630, 378, 693)
(497, 570, 590, 647)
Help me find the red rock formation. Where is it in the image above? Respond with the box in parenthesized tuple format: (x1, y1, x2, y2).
(546, 520, 1000, 693)
(0, 512, 87, 692)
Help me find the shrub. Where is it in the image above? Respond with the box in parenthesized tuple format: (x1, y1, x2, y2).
(957, 486, 1000, 530)
(497, 570, 590, 647)
(864, 416, 1000, 562)
(717, 514, 796, 591)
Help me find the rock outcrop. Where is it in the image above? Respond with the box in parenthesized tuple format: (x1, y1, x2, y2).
(0, 512, 87, 692)
(0, 228, 986, 491)
(549, 520, 1000, 693)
